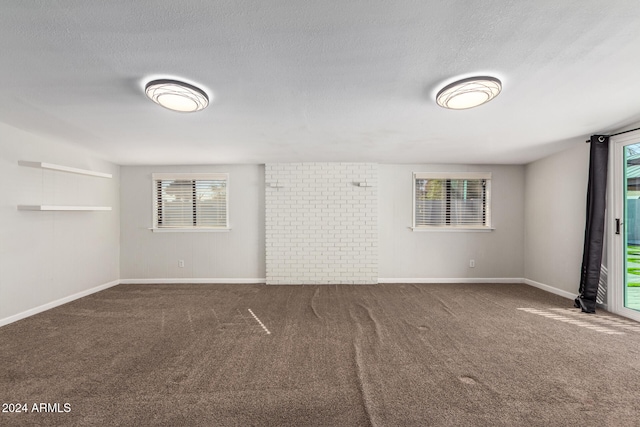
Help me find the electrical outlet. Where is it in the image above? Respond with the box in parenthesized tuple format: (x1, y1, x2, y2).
(179, 260, 185, 268)
(469, 259, 475, 268)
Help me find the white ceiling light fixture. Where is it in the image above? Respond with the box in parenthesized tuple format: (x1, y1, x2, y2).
(145, 79, 209, 113)
(436, 76, 502, 110)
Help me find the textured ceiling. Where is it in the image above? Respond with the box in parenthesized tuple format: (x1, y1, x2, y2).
(2, 1, 640, 165)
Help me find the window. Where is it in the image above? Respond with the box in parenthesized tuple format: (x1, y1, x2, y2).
(413, 172, 491, 230)
(152, 173, 228, 230)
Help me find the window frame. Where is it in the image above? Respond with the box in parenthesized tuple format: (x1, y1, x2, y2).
(412, 172, 493, 231)
(151, 173, 230, 232)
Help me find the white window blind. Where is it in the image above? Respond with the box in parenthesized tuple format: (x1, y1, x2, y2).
(153, 173, 228, 229)
(413, 172, 491, 229)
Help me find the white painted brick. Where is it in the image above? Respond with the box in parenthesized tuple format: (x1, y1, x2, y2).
(265, 162, 378, 285)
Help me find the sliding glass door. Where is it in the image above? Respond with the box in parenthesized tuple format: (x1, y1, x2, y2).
(611, 131, 640, 321)
(623, 143, 640, 310)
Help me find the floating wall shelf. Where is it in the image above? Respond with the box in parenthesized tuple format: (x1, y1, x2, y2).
(18, 161, 112, 178)
(17, 161, 113, 211)
(18, 205, 112, 211)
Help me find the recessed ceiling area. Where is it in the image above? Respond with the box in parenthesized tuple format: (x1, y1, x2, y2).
(1, 1, 640, 165)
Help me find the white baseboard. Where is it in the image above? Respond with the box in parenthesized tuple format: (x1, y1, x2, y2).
(378, 278, 525, 284)
(0, 279, 121, 328)
(120, 278, 266, 285)
(523, 278, 576, 300)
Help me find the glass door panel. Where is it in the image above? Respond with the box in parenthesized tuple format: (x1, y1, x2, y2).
(624, 142, 640, 311)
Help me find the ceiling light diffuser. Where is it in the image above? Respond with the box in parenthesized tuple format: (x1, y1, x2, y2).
(436, 76, 502, 110)
(145, 79, 209, 112)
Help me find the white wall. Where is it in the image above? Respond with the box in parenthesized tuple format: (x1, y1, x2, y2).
(379, 164, 525, 280)
(123, 162, 524, 284)
(524, 141, 589, 295)
(120, 165, 265, 281)
(265, 163, 378, 285)
(0, 123, 120, 325)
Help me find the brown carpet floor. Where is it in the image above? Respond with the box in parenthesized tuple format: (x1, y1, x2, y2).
(1, 283, 640, 426)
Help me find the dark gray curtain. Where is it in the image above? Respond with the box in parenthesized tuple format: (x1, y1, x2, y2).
(575, 135, 609, 313)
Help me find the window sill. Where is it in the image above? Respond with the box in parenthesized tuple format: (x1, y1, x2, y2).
(150, 228, 231, 233)
(410, 226, 494, 233)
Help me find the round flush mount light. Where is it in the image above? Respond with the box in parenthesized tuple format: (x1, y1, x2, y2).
(145, 79, 209, 112)
(436, 76, 502, 110)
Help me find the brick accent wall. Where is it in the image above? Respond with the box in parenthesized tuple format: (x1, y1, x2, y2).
(265, 163, 378, 285)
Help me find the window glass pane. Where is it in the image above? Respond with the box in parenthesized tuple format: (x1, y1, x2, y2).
(450, 179, 484, 225)
(155, 176, 228, 228)
(415, 176, 488, 228)
(415, 179, 445, 226)
(160, 180, 193, 227)
(195, 180, 226, 227)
